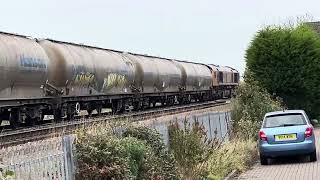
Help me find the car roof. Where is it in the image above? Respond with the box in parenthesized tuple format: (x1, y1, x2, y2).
(264, 110, 306, 117)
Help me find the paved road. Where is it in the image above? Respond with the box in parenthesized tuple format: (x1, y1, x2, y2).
(238, 129, 320, 180)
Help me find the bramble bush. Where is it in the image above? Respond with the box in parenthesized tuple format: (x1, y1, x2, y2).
(123, 126, 180, 180)
(75, 132, 133, 179)
(123, 126, 165, 156)
(76, 126, 180, 180)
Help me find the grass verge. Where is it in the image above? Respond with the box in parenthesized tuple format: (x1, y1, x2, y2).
(206, 139, 258, 180)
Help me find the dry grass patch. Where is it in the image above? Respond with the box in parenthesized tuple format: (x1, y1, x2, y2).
(207, 139, 258, 180)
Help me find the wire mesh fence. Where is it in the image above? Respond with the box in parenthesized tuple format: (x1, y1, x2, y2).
(0, 136, 75, 180)
(151, 111, 232, 146)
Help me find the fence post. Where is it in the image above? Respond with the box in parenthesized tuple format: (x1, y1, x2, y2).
(224, 112, 229, 140)
(63, 135, 75, 180)
(208, 113, 213, 140)
(225, 111, 232, 139)
(218, 112, 223, 139)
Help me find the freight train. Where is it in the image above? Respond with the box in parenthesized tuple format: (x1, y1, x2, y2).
(0, 32, 239, 128)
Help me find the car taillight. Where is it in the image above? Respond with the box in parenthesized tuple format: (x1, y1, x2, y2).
(259, 130, 267, 141)
(305, 127, 313, 138)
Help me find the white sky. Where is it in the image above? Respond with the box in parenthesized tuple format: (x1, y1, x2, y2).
(0, 0, 319, 74)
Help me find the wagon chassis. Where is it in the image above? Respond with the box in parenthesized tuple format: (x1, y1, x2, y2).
(0, 88, 229, 129)
(0, 99, 229, 147)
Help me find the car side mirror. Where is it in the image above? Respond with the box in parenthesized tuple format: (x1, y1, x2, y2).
(311, 119, 318, 125)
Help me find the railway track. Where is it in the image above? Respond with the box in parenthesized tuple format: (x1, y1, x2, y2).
(0, 100, 229, 147)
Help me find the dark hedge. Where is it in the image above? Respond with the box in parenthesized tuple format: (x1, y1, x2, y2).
(245, 24, 320, 118)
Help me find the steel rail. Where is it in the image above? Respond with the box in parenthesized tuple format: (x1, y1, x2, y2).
(0, 100, 229, 147)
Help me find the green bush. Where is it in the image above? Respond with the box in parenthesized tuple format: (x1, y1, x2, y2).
(120, 137, 147, 178)
(123, 126, 180, 180)
(168, 119, 216, 179)
(231, 82, 282, 139)
(0, 170, 15, 180)
(75, 133, 133, 180)
(245, 23, 320, 118)
(123, 126, 165, 155)
(76, 126, 180, 180)
(138, 147, 178, 180)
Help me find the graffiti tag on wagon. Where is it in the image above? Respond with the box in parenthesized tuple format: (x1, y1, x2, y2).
(20, 56, 47, 71)
(73, 72, 96, 86)
(102, 73, 127, 90)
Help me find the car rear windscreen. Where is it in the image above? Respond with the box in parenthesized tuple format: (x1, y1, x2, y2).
(263, 113, 307, 128)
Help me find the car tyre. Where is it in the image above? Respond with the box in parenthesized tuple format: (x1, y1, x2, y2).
(260, 154, 268, 165)
(310, 150, 317, 162)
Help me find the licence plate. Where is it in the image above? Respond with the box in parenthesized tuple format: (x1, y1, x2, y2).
(275, 134, 297, 141)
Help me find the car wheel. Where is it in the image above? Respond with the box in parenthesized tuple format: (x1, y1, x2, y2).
(310, 150, 317, 162)
(260, 154, 268, 165)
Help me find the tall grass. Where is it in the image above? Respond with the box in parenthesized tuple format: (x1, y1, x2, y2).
(207, 139, 258, 180)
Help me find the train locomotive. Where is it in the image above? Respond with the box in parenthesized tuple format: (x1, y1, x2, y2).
(0, 32, 239, 128)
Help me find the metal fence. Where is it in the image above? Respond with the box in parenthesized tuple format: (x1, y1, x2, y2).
(151, 111, 232, 146)
(0, 136, 75, 180)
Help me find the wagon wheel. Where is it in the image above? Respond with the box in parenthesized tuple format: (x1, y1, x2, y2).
(25, 117, 36, 127)
(87, 109, 93, 117)
(133, 101, 140, 111)
(67, 113, 75, 121)
(9, 110, 20, 129)
(40, 112, 45, 124)
(0, 119, 2, 130)
(96, 106, 102, 116)
(53, 109, 63, 122)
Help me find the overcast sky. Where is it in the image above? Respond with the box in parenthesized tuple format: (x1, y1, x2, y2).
(0, 0, 319, 74)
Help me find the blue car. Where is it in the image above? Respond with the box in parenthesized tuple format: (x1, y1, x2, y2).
(259, 110, 317, 165)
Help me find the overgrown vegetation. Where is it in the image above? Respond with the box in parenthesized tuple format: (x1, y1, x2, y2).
(168, 119, 217, 179)
(76, 98, 268, 180)
(76, 126, 180, 180)
(206, 139, 258, 180)
(0, 169, 15, 180)
(231, 82, 283, 139)
(76, 131, 134, 179)
(123, 127, 179, 179)
(168, 116, 258, 180)
(245, 22, 320, 118)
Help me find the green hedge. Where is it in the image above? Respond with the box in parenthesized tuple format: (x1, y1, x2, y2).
(245, 24, 320, 118)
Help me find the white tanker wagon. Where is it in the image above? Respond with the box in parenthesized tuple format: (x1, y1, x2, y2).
(0, 31, 239, 128)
